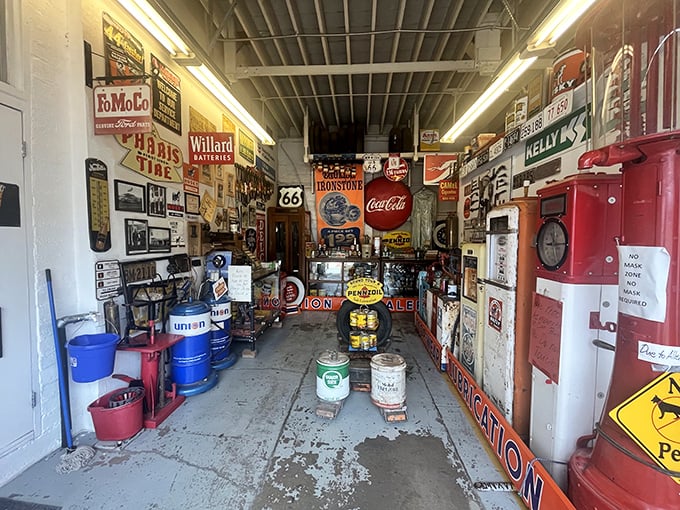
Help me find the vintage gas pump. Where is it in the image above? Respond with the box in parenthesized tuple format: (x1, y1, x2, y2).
(459, 243, 486, 384)
(568, 1, 680, 507)
(530, 172, 621, 490)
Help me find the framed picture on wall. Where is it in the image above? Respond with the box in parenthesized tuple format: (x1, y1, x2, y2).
(147, 183, 166, 218)
(114, 180, 145, 213)
(148, 226, 171, 253)
(185, 193, 200, 215)
(125, 218, 148, 255)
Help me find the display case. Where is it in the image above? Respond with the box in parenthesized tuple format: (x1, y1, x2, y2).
(230, 264, 284, 353)
(306, 258, 379, 297)
(381, 259, 429, 297)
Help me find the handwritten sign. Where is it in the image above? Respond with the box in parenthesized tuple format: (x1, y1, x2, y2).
(529, 292, 563, 383)
(618, 246, 670, 322)
(638, 340, 680, 365)
(227, 265, 252, 302)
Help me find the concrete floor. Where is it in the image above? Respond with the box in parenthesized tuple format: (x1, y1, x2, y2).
(0, 312, 523, 510)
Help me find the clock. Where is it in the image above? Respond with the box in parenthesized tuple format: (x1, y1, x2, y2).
(536, 218, 569, 270)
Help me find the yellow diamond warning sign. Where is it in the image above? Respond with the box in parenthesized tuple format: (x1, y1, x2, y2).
(610, 372, 680, 484)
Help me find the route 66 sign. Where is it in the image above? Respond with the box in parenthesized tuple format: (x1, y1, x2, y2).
(277, 185, 304, 208)
(363, 153, 382, 174)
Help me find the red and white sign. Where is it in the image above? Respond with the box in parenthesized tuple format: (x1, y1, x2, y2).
(93, 84, 152, 135)
(383, 157, 409, 181)
(188, 132, 234, 164)
(423, 154, 458, 185)
(364, 177, 413, 231)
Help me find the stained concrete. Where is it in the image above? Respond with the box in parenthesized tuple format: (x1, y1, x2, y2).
(0, 312, 523, 510)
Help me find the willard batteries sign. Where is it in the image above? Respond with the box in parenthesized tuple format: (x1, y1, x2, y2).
(93, 84, 152, 135)
(188, 132, 234, 164)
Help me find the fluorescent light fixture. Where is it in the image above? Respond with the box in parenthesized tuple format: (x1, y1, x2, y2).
(117, 0, 190, 56)
(441, 54, 537, 143)
(529, 0, 598, 51)
(188, 65, 276, 145)
(441, 0, 598, 144)
(117, 0, 275, 146)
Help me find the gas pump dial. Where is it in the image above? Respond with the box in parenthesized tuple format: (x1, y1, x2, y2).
(536, 218, 569, 270)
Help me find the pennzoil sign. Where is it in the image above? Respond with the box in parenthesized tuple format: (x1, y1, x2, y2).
(345, 278, 384, 305)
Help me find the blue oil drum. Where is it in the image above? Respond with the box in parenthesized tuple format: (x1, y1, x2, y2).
(168, 299, 211, 385)
(208, 300, 232, 363)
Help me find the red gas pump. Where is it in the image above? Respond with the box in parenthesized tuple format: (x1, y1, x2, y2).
(568, 1, 680, 508)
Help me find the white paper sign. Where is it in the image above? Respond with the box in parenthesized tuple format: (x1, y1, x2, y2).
(638, 340, 680, 365)
(227, 265, 252, 302)
(617, 246, 670, 322)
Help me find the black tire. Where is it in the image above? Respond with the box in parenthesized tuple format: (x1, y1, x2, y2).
(336, 300, 392, 347)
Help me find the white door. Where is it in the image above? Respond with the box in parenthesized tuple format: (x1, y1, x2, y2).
(0, 103, 34, 456)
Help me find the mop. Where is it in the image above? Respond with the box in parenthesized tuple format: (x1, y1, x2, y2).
(46, 269, 97, 474)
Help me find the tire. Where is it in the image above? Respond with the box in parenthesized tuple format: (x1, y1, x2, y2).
(336, 300, 392, 347)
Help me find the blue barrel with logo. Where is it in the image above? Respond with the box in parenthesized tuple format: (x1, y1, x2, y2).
(204, 291, 233, 366)
(169, 299, 211, 385)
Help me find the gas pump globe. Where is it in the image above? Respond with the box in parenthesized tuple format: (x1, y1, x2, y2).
(568, 1, 680, 508)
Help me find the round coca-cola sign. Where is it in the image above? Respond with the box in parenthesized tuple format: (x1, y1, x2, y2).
(364, 177, 413, 231)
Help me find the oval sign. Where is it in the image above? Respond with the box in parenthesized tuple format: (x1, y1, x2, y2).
(345, 277, 384, 305)
(383, 157, 409, 181)
(364, 177, 413, 231)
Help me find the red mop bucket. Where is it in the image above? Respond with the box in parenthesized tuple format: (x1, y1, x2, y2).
(87, 387, 145, 441)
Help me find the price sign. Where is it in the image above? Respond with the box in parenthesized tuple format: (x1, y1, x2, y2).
(277, 185, 304, 208)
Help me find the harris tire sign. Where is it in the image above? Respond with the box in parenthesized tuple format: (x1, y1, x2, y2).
(94, 84, 152, 135)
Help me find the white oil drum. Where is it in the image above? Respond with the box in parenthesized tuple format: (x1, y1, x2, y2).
(370, 353, 406, 408)
(316, 351, 350, 402)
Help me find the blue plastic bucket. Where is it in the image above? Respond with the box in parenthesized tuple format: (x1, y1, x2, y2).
(67, 333, 120, 383)
(169, 300, 211, 385)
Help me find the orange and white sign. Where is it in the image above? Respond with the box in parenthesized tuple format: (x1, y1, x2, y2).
(424, 154, 457, 185)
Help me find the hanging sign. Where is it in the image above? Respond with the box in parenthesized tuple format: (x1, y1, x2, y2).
(188, 132, 234, 164)
(364, 177, 412, 231)
(93, 84, 152, 135)
(420, 129, 440, 152)
(363, 153, 382, 174)
(315, 163, 363, 247)
(423, 154, 457, 184)
(610, 372, 680, 485)
(383, 157, 409, 181)
(438, 180, 459, 201)
(116, 126, 183, 182)
(277, 185, 304, 208)
(345, 277, 384, 305)
(150, 54, 182, 135)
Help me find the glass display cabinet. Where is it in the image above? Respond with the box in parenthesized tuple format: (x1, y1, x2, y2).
(382, 259, 429, 297)
(306, 258, 379, 297)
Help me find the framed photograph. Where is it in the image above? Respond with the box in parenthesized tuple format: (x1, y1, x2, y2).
(185, 192, 200, 215)
(114, 180, 145, 213)
(147, 183, 166, 218)
(148, 226, 171, 253)
(125, 218, 148, 255)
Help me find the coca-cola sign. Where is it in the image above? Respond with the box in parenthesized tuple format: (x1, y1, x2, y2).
(364, 177, 413, 231)
(93, 84, 152, 135)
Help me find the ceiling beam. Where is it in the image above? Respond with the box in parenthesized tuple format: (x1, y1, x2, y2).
(232, 60, 476, 78)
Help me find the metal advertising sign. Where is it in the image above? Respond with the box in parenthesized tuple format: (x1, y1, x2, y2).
(116, 126, 183, 182)
(150, 54, 182, 135)
(315, 163, 364, 247)
(423, 154, 457, 184)
(188, 132, 235, 164)
(383, 157, 409, 181)
(93, 84, 152, 135)
(524, 105, 589, 167)
(345, 277, 384, 305)
(364, 177, 412, 231)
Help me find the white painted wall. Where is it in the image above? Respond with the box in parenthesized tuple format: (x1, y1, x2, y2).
(1, 0, 277, 485)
